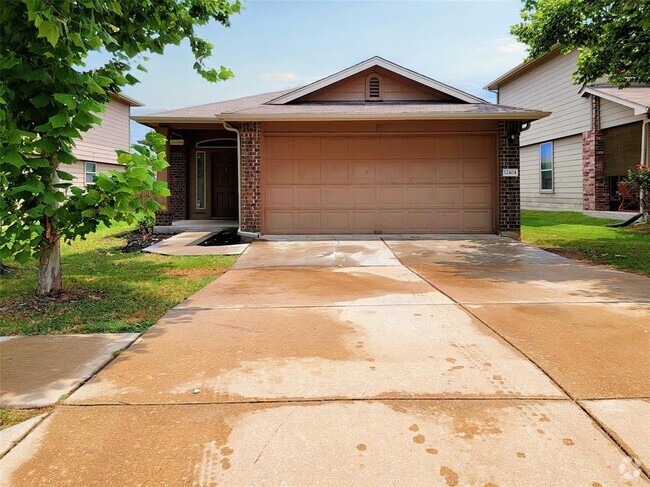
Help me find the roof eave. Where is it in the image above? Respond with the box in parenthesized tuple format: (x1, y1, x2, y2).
(580, 87, 649, 116)
(111, 92, 144, 107)
(214, 112, 551, 122)
(484, 47, 561, 91)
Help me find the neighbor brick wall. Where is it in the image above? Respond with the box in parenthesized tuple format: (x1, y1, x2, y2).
(582, 96, 608, 210)
(497, 121, 522, 239)
(155, 144, 187, 225)
(240, 122, 262, 233)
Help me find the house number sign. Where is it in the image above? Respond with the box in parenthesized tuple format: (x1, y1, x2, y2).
(502, 168, 519, 177)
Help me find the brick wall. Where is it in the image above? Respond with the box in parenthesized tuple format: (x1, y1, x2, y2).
(582, 96, 608, 210)
(497, 121, 522, 239)
(155, 144, 187, 225)
(240, 122, 261, 233)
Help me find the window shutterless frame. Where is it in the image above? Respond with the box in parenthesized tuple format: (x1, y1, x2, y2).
(85, 161, 97, 184)
(539, 141, 554, 193)
(196, 151, 206, 210)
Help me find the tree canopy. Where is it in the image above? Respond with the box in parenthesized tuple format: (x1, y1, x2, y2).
(512, 0, 650, 87)
(0, 0, 242, 294)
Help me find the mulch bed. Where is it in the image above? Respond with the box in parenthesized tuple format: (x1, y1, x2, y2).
(0, 289, 107, 317)
(120, 230, 170, 253)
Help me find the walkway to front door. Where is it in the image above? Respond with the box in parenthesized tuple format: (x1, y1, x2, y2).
(4, 236, 650, 485)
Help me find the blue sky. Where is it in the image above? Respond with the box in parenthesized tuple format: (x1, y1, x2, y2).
(117, 0, 531, 142)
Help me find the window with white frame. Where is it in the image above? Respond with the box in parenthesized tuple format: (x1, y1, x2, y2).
(196, 151, 206, 210)
(540, 142, 553, 192)
(85, 162, 97, 184)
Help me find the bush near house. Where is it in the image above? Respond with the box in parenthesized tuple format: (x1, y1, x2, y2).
(521, 210, 650, 276)
(0, 223, 236, 335)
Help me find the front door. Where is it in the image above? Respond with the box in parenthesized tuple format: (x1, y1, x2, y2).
(211, 151, 238, 219)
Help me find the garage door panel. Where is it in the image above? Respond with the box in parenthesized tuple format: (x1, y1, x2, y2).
(463, 210, 493, 232)
(377, 187, 404, 207)
(350, 187, 377, 207)
(405, 162, 434, 182)
(263, 134, 495, 234)
(294, 161, 321, 183)
(435, 160, 463, 182)
(294, 187, 321, 208)
(377, 161, 404, 182)
(322, 212, 350, 233)
(463, 185, 492, 207)
(268, 161, 294, 183)
(463, 159, 492, 182)
(405, 186, 434, 206)
(350, 162, 376, 182)
(266, 186, 294, 208)
(350, 212, 377, 232)
(434, 186, 463, 207)
(322, 186, 350, 208)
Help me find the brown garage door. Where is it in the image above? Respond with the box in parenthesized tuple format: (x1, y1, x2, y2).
(263, 134, 495, 234)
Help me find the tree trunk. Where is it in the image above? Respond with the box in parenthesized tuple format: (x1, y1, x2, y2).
(38, 231, 62, 295)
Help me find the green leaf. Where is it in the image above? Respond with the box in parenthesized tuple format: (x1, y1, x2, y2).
(53, 93, 76, 109)
(49, 113, 69, 128)
(38, 21, 60, 47)
(2, 151, 25, 168)
(56, 170, 75, 181)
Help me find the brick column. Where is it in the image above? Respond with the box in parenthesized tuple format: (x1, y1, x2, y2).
(582, 96, 608, 210)
(497, 121, 522, 239)
(240, 122, 261, 233)
(155, 144, 187, 225)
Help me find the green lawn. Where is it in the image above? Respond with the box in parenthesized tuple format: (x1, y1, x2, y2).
(521, 210, 650, 276)
(0, 223, 236, 335)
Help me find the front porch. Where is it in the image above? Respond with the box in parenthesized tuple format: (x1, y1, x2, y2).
(153, 219, 238, 234)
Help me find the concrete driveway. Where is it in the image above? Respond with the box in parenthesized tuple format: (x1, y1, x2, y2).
(2, 236, 649, 486)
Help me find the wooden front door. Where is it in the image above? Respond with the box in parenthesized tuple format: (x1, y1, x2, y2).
(211, 151, 238, 219)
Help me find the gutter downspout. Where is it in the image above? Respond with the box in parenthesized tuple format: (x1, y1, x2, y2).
(222, 121, 260, 238)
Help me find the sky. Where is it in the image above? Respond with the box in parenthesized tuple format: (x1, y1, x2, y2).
(111, 0, 532, 142)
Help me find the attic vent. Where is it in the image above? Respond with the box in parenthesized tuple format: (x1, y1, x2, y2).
(366, 74, 382, 101)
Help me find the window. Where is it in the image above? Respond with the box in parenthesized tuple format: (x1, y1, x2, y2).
(196, 151, 206, 210)
(540, 142, 553, 192)
(365, 74, 382, 101)
(85, 162, 97, 184)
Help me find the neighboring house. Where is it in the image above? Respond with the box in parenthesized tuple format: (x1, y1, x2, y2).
(133, 56, 548, 237)
(68, 93, 142, 188)
(486, 49, 650, 213)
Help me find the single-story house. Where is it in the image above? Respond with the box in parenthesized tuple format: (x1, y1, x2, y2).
(69, 93, 142, 188)
(133, 56, 549, 237)
(486, 48, 650, 213)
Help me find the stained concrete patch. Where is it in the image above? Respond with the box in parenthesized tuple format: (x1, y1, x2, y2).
(582, 399, 650, 473)
(386, 238, 570, 266)
(0, 414, 47, 457)
(177, 266, 452, 309)
(0, 334, 138, 408)
(469, 303, 650, 399)
(2, 401, 646, 486)
(412, 263, 650, 304)
(234, 240, 400, 269)
(67, 305, 562, 405)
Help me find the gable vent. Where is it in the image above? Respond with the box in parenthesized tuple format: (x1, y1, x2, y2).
(368, 77, 381, 99)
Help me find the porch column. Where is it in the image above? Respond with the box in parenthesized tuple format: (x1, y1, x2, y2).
(582, 96, 608, 210)
(497, 121, 522, 239)
(156, 144, 187, 225)
(240, 122, 261, 233)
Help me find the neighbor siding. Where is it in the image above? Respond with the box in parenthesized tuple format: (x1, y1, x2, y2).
(72, 99, 131, 165)
(64, 160, 125, 188)
(520, 135, 583, 210)
(600, 98, 645, 129)
(498, 50, 591, 147)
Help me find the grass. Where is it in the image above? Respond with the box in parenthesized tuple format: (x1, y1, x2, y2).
(0, 408, 51, 430)
(521, 210, 650, 276)
(0, 222, 237, 335)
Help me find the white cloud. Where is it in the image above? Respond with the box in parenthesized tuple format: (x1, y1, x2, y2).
(492, 37, 527, 54)
(260, 72, 300, 82)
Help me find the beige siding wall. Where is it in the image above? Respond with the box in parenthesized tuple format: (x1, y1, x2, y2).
(499, 51, 591, 146)
(600, 98, 645, 129)
(520, 135, 583, 210)
(64, 160, 125, 189)
(72, 99, 130, 164)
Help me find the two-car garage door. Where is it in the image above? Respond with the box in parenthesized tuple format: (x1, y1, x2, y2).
(263, 134, 495, 234)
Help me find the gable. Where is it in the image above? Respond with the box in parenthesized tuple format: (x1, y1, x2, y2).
(296, 67, 461, 103)
(268, 56, 486, 105)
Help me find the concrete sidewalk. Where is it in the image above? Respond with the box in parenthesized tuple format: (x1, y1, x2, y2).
(2, 237, 649, 485)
